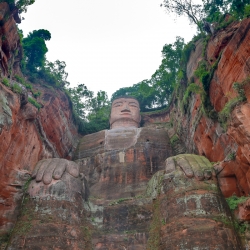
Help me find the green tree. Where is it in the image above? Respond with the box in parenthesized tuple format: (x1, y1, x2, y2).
(22, 29, 51, 72)
(67, 83, 93, 119)
(161, 0, 205, 32)
(4, 0, 35, 13)
(67, 85, 111, 134)
(112, 36, 185, 111)
(111, 81, 156, 111)
(229, 0, 250, 19)
(151, 36, 185, 106)
(85, 91, 111, 133)
(38, 60, 69, 87)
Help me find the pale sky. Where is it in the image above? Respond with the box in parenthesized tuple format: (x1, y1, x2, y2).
(18, 0, 197, 98)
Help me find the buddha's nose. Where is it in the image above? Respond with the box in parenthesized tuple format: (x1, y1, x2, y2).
(121, 103, 130, 112)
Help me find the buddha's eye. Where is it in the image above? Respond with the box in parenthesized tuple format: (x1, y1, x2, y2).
(113, 103, 122, 107)
(129, 103, 138, 108)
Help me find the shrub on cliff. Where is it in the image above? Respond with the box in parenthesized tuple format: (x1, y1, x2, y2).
(22, 29, 51, 72)
(4, 0, 35, 13)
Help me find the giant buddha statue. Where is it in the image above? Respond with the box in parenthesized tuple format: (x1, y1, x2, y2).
(7, 97, 241, 249)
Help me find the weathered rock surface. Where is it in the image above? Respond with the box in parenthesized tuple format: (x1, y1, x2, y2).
(8, 154, 241, 249)
(74, 127, 172, 199)
(0, 1, 250, 248)
(147, 155, 240, 249)
(142, 18, 250, 199)
(0, 2, 21, 77)
(8, 171, 89, 249)
(0, 82, 79, 238)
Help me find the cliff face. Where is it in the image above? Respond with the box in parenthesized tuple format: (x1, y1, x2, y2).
(143, 18, 250, 199)
(0, 4, 79, 236)
(0, 1, 250, 247)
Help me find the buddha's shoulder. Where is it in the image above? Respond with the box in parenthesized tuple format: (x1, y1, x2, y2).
(74, 130, 106, 159)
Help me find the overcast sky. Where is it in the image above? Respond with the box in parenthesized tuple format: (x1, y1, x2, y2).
(18, 0, 197, 98)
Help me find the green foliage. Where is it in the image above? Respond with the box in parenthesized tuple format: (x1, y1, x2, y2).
(229, 0, 250, 19)
(161, 0, 204, 32)
(109, 197, 132, 206)
(194, 61, 210, 92)
(170, 134, 179, 146)
(20, 28, 69, 88)
(37, 60, 69, 87)
(3, 0, 35, 13)
(66, 84, 110, 134)
(233, 78, 249, 101)
(161, 0, 249, 33)
(22, 29, 51, 72)
(235, 222, 248, 234)
(67, 84, 93, 119)
(226, 195, 249, 211)
(112, 36, 185, 111)
(182, 83, 202, 109)
(85, 90, 111, 133)
(15, 75, 26, 85)
(2, 78, 10, 87)
(217, 78, 249, 128)
(12, 83, 22, 94)
(33, 91, 41, 98)
(218, 97, 242, 128)
(228, 152, 236, 160)
(28, 97, 41, 109)
(15, 75, 34, 91)
(180, 38, 197, 67)
(244, 4, 250, 17)
(215, 15, 236, 31)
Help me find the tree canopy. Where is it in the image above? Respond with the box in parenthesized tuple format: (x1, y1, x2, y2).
(161, 0, 250, 31)
(4, 0, 35, 13)
(112, 36, 185, 112)
(67, 84, 110, 134)
(22, 29, 51, 72)
(16, 0, 250, 134)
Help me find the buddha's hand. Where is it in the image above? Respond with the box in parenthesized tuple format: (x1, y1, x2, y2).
(31, 158, 80, 185)
(165, 154, 213, 181)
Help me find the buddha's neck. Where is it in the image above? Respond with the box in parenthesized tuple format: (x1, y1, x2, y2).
(110, 119, 139, 129)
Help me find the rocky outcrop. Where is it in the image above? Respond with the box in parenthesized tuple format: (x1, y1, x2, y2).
(142, 17, 250, 199)
(0, 2, 22, 78)
(0, 2, 79, 241)
(0, 1, 250, 248)
(0, 82, 79, 237)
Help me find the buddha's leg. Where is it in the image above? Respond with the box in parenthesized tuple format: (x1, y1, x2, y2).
(147, 154, 242, 250)
(7, 159, 91, 250)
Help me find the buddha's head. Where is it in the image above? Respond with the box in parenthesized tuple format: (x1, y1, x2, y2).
(110, 96, 141, 129)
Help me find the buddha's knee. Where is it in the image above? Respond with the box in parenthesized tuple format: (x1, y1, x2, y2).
(147, 154, 241, 249)
(7, 159, 90, 250)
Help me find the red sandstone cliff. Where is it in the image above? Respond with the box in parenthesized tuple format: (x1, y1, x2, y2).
(0, 2, 79, 238)
(143, 18, 250, 199)
(0, 1, 250, 248)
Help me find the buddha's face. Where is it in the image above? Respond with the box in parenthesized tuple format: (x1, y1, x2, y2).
(110, 97, 141, 129)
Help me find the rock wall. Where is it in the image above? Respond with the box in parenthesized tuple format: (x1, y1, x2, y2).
(0, 1, 250, 248)
(142, 17, 250, 199)
(0, 82, 79, 236)
(0, 3, 79, 237)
